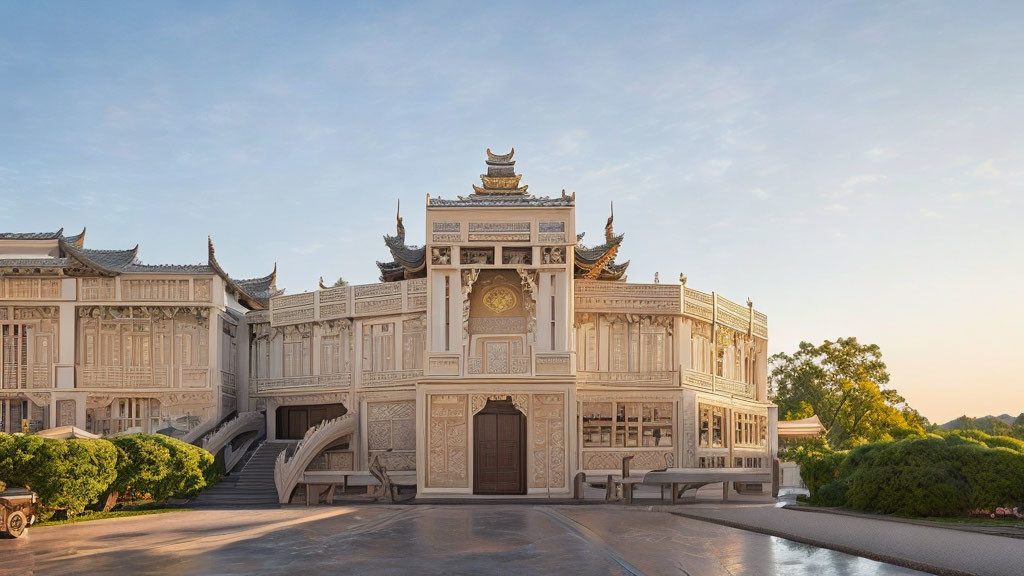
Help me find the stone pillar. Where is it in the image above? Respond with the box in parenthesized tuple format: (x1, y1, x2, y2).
(237, 315, 251, 413)
(266, 399, 278, 441)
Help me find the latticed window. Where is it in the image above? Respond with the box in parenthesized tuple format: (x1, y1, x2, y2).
(283, 328, 311, 377)
(362, 323, 395, 372)
(733, 412, 767, 447)
(699, 403, 726, 448)
(582, 401, 673, 448)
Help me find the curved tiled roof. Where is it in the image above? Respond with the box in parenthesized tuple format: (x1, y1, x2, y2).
(574, 205, 629, 281)
(60, 242, 140, 273)
(207, 237, 279, 309)
(234, 266, 283, 301)
(0, 228, 65, 240)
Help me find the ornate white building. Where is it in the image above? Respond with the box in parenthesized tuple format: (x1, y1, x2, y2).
(0, 230, 276, 439)
(250, 149, 776, 500)
(3, 149, 775, 500)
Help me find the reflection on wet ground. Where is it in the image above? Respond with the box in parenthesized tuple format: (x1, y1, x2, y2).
(0, 505, 926, 576)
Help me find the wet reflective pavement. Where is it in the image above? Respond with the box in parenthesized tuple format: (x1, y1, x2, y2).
(0, 505, 926, 575)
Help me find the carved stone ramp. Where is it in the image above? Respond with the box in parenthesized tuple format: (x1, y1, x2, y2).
(189, 442, 288, 508)
(275, 412, 358, 504)
(201, 411, 266, 474)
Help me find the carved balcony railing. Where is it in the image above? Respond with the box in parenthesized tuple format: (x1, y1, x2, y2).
(253, 373, 352, 395)
(682, 369, 714, 390)
(202, 411, 265, 473)
(577, 370, 677, 387)
(715, 376, 755, 398)
(76, 365, 172, 388)
(275, 412, 358, 504)
(359, 369, 423, 388)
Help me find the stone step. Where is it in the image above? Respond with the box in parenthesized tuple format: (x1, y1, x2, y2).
(188, 441, 288, 508)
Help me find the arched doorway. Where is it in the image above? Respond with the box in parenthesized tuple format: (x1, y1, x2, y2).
(473, 398, 526, 495)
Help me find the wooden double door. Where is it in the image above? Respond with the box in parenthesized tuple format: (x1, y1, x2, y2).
(473, 399, 526, 495)
(276, 403, 346, 440)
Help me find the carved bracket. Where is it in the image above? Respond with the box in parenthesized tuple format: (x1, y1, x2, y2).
(461, 268, 480, 343)
(471, 394, 529, 416)
(516, 268, 538, 343)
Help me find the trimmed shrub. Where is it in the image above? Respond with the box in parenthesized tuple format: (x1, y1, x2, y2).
(949, 445, 1024, 511)
(108, 434, 175, 505)
(151, 435, 218, 498)
(6, 436, 119, 518)
(816, 477, 850, 507)
(846, 464, 970, 516)
(1, 432, 217, 516)
(798, 451, 846, 501)
(809, 436, 1024, 517)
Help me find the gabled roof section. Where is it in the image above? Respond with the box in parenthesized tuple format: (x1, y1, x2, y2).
(428, 148, 575, 208)
(207, 237, 280, 310)
(63, 227, 86, 247)
(376, 201, 426, 282)
(574, 203, 629, 281)
(60, 241, 140, 275)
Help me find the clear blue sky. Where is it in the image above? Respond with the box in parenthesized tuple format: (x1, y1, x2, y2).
(2, 1, 1022, 422)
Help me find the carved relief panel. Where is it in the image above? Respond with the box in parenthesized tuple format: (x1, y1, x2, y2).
(367, 400, 416, 471)
(122, 279, 191, 301)
(427, 394, 468, 488)
(530, 394, 565, 489)
(81, 278, 115, 301)
(0, 278, 62, 300)
(57, 399, 76, 427)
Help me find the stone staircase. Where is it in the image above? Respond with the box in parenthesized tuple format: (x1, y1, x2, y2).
(189, 442, 290, 508)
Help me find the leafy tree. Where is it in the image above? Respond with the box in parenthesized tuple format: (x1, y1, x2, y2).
(332, 276, 348, 287)
(770, 338, 924, 450)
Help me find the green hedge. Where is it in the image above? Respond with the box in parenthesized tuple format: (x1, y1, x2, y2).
(0, 432, 217, 518)
(801, 435, 1024, 516)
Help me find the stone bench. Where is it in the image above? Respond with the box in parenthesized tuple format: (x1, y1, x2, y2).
(300, 471, 417, 504)
(616, 468, 772, 504)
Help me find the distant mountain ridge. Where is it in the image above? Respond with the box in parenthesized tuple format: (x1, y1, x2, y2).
(939, 413, 1020, 430)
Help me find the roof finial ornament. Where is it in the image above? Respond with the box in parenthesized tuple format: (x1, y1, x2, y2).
(747, 297, 754, 308)
(604, 201, 615, 242)
(486, 147, 515, 162)
(395, 199, 405, 241)
(654, 272, 660, 284)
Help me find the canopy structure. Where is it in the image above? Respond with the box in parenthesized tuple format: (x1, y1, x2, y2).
(777, 415, 826, 438)
(34, 426, 101, 440)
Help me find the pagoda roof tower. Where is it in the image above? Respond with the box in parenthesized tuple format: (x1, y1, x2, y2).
(472, 148, 528, 194)
(376, 201, 427, 282)
(574, 202, 630, 281)
(428, 148, 574, 208)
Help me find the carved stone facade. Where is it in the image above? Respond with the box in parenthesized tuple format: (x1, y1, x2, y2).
(237, 149, 774, 498)
(0, 230, 275, 436)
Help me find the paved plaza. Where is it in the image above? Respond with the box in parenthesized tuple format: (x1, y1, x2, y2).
(0, 504, 931, 576)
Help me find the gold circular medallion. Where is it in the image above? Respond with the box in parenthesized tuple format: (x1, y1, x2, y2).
(482, 286, 517, 314)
